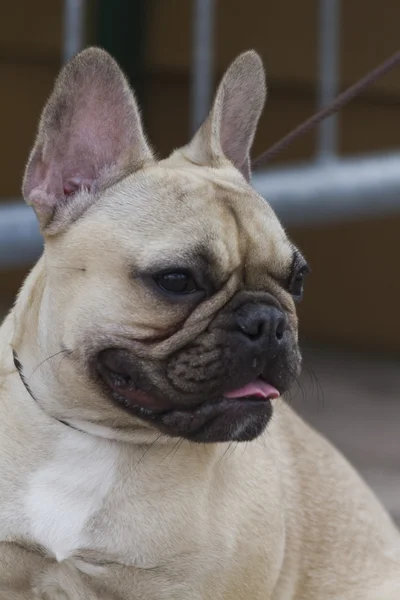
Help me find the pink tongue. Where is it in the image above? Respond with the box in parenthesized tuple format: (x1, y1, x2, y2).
(224, 380, 280, 400)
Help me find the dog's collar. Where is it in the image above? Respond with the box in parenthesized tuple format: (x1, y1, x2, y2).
(12, 350, 83, 433)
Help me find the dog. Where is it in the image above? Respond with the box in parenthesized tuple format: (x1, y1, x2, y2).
(0, 47, 399, 599)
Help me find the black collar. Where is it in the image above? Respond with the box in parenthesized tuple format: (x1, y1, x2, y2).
(13, 350, 83, 433)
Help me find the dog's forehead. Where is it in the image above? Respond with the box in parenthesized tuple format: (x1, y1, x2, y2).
(71, 164, 292, 273)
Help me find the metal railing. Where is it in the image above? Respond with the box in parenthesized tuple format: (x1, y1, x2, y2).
(1, 0, 399, 269)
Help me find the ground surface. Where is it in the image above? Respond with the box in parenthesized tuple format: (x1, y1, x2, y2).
(293, 344, 400, 526)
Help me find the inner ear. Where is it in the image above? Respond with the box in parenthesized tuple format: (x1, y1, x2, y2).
(183, 51, 266, 180)
(23, 47, 154, 234)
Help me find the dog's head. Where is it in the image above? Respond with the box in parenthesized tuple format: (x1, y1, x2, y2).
(20, 48, 308, 443)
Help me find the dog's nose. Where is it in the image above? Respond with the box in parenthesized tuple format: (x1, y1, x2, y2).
(235, 303, 286, 352)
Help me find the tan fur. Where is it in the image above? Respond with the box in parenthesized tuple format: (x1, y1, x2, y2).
(0, 48, 399, 599)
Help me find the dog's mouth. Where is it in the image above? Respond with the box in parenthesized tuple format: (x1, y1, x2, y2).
(96, 351, 280, 443)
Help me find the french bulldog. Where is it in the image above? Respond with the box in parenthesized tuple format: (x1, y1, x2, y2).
(0, 47, 399, 599)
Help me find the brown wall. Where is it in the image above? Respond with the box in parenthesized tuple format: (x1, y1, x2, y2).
(1, 1, 400, 352)
(147, 0, 400, 95)
(0, 2, 63, 314)
(0, 2, 62, 197)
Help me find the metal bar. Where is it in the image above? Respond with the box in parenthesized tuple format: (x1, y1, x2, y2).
(252, 153, 400, 226)
(190, 0, 215, 134)
(62, 0, 86, 63)
(0, 202, 43, 269)
(317, 0, 340, 160)
(2, 153, 400, 268)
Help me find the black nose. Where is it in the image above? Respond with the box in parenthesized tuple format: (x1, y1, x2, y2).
(235, 303, 286, 352)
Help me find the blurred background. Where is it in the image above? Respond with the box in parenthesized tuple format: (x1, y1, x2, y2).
(0, 1, 399, 523)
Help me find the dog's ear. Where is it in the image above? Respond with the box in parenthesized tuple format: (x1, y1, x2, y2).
(184, 51, 266, 181)
(23, 47, 153, 233)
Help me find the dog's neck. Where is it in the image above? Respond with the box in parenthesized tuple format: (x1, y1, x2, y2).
(12, 348, 85, 434)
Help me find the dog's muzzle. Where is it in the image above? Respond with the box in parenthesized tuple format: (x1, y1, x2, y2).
(95, 301, 300, 443)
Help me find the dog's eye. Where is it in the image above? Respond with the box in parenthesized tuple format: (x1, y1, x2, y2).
(154, 271, 199, 295)
(288, 265, 310, 301)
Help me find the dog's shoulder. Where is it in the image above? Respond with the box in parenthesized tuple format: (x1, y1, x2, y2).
(269, 401, 400, 578)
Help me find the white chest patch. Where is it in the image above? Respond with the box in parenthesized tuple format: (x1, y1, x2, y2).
(25, 431, 118, 562)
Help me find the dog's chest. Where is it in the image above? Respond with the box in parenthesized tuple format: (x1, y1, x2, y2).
(24, 433, 119, 562)
(23, 433, 210, 569)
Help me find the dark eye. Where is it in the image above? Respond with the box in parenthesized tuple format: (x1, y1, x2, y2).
(154, 271, 199, 295)
(289, 265, 309, 301)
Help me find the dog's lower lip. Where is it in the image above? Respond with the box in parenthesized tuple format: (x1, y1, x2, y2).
(159, 397, 273, 442)
(113, 386, 165, 411)
(97, 364, 169, 411)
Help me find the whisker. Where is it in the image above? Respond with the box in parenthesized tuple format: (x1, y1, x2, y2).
(169, 438, 185, 462)
(160, 438, 185, 465)
(240, 440, 251, 458)
(307, 366, 326, 412)
(56, 352, 70, 379)
(29, 349, 70, 379)
(218, 442, 234, 464)
(226, 441, 239, 460)
(299, 358, 326, 412)
(134, 434, 164, 471)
